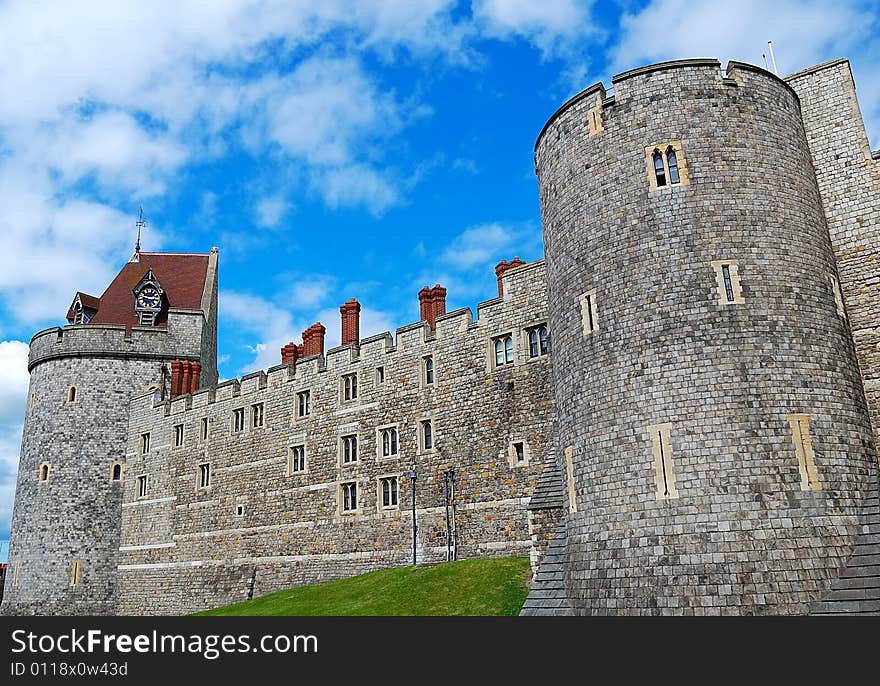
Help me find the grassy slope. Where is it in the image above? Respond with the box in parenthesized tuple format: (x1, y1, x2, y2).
(194, 556, 530, 616)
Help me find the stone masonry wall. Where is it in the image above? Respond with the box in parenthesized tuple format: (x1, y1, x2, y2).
(535, 60, 875, 615)
(787, 60, 880, 454)
(1, 311, 210, 616)
(117, 261, 553, 615)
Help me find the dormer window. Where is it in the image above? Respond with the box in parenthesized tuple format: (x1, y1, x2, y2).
(67, 292, 98, 325)
(132, 268, 165, 327)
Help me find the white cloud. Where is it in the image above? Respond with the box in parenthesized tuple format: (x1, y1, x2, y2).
(473, 0, 596, 56)
(254, 195, 291, 228)
(440, 221, 541, 270)
(608, 0, 880, 146)
(0, 340, 30, 539)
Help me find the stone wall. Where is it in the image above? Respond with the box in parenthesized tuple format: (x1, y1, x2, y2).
(787, 60, 880, 453)
(535, 59, 875, 615)
(117, 261, 553, 615)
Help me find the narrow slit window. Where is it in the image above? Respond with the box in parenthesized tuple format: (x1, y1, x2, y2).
(579, 290, 598, 335)
(564, 445, 577, 514)
(141, 432, 150, 454)
(514, 442, 525, 463)
(67, 386, 77, 403)
(421, 420, 433, 452)
(649, 423, 678, 500)
(289, 444, 306, 474)
(110, 463, 122, 482)
(236, 504, 245, 517)
(711, 260, 744, 305)
(376, 366, 385, 384)
(173, 424, 184, 448)
(198, 463, 211, 489)
(297, 391, 310, 418)
(69, 559, 82, 588)
(653, 150, 666, 187)
(252, 403, 264, 428)
(342, 373, 358, 402)
(232, 408, 245, 433)
(787, 414, 822, 491)
(424, 357, 434, 385)
(39, 462, 50, 482)
(137, 474, 148, 499)
(201, 417, 209, 441)
(830, 275, 846, 318)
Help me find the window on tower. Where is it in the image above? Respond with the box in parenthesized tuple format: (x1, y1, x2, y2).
(646, 141, 688, 191)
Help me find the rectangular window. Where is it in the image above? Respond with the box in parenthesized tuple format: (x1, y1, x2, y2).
(711, 260, 744, 305)
(235, 504, 244, 517)
(137, 474, 148, 499)
(39, 461, 51, 482)
(424, 356, 434, 385)
(289, 444, 306, 474)
(232, 408, 245, 432)
(141, 432, 151, 454)
(341, 481, 358, 512)
(69, 559, 82, 588)
(252, 402, 264, 428)
(579, 290, 598, 335)
(787, 414, 822, 491)
(201, 417, 209, 441)
(173, 424, 184, 448)
(649, 423, 678, 500)
(198, 462, 211, 489)
(420, 420, 433, 452)
(376, 366, 385, 384)
(493, 335, 514, 367)
(514, 442, 525, 463)
(341, 434, 358, 464)
(380, 476, 399, 509)
(297, 391, 310, 418)
(342, 373, 358, 402)
(380, 426, 399, 458)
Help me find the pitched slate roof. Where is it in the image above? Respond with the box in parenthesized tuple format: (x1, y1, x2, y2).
(71, 252, 210, 329)
(810, 463, 880, 615)
(528, 463, 565, 510)
(519, 521, 574, 616)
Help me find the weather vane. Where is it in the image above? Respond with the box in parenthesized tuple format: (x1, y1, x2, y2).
(131, 206, 147, 262)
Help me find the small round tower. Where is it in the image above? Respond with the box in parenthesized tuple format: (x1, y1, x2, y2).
(536, 59, 875, 614)
(1, 250, 218, 615)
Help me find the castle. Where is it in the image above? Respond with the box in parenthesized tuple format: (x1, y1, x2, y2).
(2, 57, 879, 616)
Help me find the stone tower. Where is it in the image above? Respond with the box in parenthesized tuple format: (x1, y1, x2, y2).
(534, 59, 876, 614)
(1, 248, 218, 615)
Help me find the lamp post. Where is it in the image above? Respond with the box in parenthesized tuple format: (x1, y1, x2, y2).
(407, 468, 417, 566)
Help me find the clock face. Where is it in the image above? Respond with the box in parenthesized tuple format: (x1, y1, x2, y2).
(136, 286, 161, 310)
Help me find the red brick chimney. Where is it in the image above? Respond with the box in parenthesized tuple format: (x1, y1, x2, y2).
(302, 322, 326, 358)
(281, 342, 299, 366)
(190, 360, 201, 394)
(419, 284, 447, 329)
(495, 257, 526, 296)
(340, 298, 361, 345)
(170, 359, 182, 397)
(181, 360, 192, 397)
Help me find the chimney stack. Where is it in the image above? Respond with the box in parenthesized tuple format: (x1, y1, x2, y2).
(340, 298, 361, 346)
(495, 257, 526, 296)
(419, 284, 447, 329)
(302, 322, 326, 358)
(281, 342, 299, 366)
(190, 360, 201, 394)
(170, 359, 182, 398)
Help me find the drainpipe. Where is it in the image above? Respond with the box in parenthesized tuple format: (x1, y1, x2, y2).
(444, 470, 452, 562)
(407, 468, 418, 565)
(450, 469, 457, 561)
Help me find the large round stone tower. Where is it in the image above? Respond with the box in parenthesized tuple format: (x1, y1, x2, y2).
(535, 59, 876, 614)
(1, 249, 218, 615)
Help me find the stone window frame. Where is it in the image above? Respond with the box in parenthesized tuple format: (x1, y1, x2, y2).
(197, 462, 212, 491)
(136, 474, 149, 499)
(67, 385, 78, 404)
(421, 355, 435, 387)
(524, 322, 550, 360)
(418, 417, 434, 455)
(69, 559, 83, 588)
(507, 439, 530, 468)
(288, 443, 307, 475)
(38, 461, 51, 483)
(109, 461, 123, 483)
(491, 332, 515, 369)
(140, 432, 151, 454)
(28, 392, 35, 411)
(564, 445, 577, 514)
(377, 423, 400, 461)
(339, 479, 360, 515)
(200, 417, 209, 443)
(375, 366, 386, 385)
(172, 423, 185, 449)
(231, 407, 245, 433)
(339, 432, 359, 468)
(787, 413, 822, 492)
(340, 372, 359, 404)
(377, 473, 401, 513)
(710, 260, 745, 305)
(587, 105, 604, 136)
(645, 140, 689, 192)
(11, 561, 20, 588)
(296, 390, 311, 419)
(648, 422, 679, 500)
(830, 275, 847, 319)
(235, 503, 245, 517)
(251, 402, 265, 429)
(579, 290, 598, 336)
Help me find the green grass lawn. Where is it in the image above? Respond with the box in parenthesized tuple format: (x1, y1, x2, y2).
(194, 556, 530, 616)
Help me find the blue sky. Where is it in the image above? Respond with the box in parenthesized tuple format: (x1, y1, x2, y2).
(0, 0, 878, 542)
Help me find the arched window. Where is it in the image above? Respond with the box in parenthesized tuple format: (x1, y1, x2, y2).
(67, 386, 77, 403)
(424, 357, 434, 385)
(111, 463, 122, 481)
(504, 336, 514, 364)
(381, 427, 398, 457)
(653, 150, 666, 187)
(528, 329, 539, 358)
(494, 339, 504, 366)
(422, 420, 433, 451)
(666, 146, 680, 184)
(39, 462, 50, 482)
(539, 325, 549, 355)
